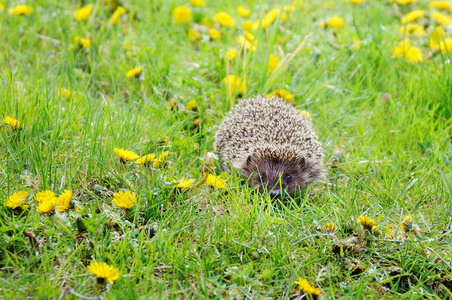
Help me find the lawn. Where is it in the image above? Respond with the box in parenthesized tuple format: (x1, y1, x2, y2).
(1, 0, 452, 298)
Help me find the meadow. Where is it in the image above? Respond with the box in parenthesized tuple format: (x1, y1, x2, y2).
(1, 0, 452, 298)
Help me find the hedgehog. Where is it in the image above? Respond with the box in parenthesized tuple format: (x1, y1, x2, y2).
(214, 96, 324, 197)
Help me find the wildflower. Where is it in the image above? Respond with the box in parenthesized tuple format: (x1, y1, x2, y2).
(79, 37, 91, 49)
(108, 6, 126, 25)
(237, 5, 251, 18)
(401, 10, 424, 23)
(268, 54, 280, 72)
(3, 116, 23, 129)
(400, 215, 414, 232)
(244, 31, 255, 42)
(173, 6, 192, 24)
(352, 37, 361, 50)
(204, 174, 227, 189)
(430, 1, 452, 10)
(87, 262, 120, 284)
(299, 110, 312, 120)
(294, 277, 322, 296)
(284, 5, 296, 12)
(113, 147, 140, 162)
(226, 48, 237, 60)
(237, 36, 256, 52)
(321, 16, 344, 29)
(242, 20, 253, 30)
(193, 118, 202, 127)
(122, 42, 132, 51)
(392, 40, 423, 62)
(126, 66, 144, 78)
(153, 151, 169, 168)
(0, 4, 4, 11)
(56, 190, 72, 213)
(58, 88, 75, 100)
(432, 11, 452, 25)
(351, 0, 367, 3)
(439, 38, 452, 53)
(398, 24, 426, 36)
(394, 0, 416, 3)
(5, 191, 28, 209)
(209, 29, 221, 40)
(171, 178, 194, 189)
(429, 27, 445, 50)
(189, 28, 200, 40)
(322, 222, 337, 233)
(201, 17, 214, 28)
(214, 12, 235, 27)
(189, 0, 206, 7)
(223, 75, 246, 95)
(74, 4, 93, 21)
(8, 4, 33, 15)
(135, 154, 156, 165)
(36, 190, 57, 214)
(266, 89, 294, 102)
(186, 100, 198, 111)
(112, 190, 136, 209)
(357, 216, 377, 231)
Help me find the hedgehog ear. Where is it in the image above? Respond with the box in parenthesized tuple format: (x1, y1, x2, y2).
(246, 155, 252, 167)
(299, 157, 306, 169)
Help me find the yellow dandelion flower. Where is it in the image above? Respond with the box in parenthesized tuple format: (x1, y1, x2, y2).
(35, 190, 56, 203)
(352, 37, 361, 50)
(392, 40, 411, 57)
(242, 20, 253, 31)
(108, 6, 126, 25)
(432, 11, 452, 25)
(36, 190, 57, 214)
(56, 190, 72, 213)
(404, 45, 423, 62)
(223, 75, 246, 95)
(209, 29, 221, 40)
(204, 174, 227, 189)
(80, 37, 91, 49)
(321, 16, 344, 29)
(201, 17, 214, 28)
(398, 24, 426, 36)
(400, 215, 413, 232)
(113, 147, 140, 162)
(430, 1, 452, 10)
(189, 28, 200, 40)
(135, 154, 156, 165)
(0, 4, 4, 11)
(58, 88, 75, 100)
(284, 5, 296, 12)
(190, 0, 206, 7)
(186, 100, 198, 111)
(74, 4, 93, 21)
(394, 0, 417, 3)
(237, 5, 251, 18)
(401, 10, 424, 23)
(153, 151, 169, 168)
(351, 0, 367, 4)
(322, 222, 337, 233)
(429, 27, 445, 50)
(112, 190, 136, 209)
(294, 277, 323, 296)
(122, 42, 132, 51)
(244, 31, 255, 42)
(193, 118, 202, 127)
(173, 6, 192, 24)
(5, 191, 28, 209)
(357, 216, 376, 231)
(299, 110, 312, 120)
(87, 262, 120, 285)
(126, 66, 144, 78)
(214, 11, 235, 27)
(268, 54, 280, 72)
(3, 116, 23, 129)
(266, 89, 294, 102)
(439, 37, 452, 53)
(226, 48, 237, 60)
(8, 4, 33, 15)
(237, 36, 256, 52)
(171, 178, 194, 189)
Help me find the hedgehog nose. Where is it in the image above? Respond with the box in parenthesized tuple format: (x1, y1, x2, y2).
(269, 189, 281, 198)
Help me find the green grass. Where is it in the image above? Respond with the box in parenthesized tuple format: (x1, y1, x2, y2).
(1, 0, 452, 298)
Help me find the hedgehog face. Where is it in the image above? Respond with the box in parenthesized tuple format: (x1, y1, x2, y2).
(243, 154, 319, 197)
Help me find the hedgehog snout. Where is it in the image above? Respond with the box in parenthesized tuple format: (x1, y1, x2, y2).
(269, 189, 281, 198)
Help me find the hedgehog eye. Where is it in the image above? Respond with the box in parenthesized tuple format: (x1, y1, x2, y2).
(285, 175, 291, 183)
(259, 174, 266, 182)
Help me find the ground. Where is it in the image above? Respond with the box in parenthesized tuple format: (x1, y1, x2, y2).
(1, 0, 452, 299)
